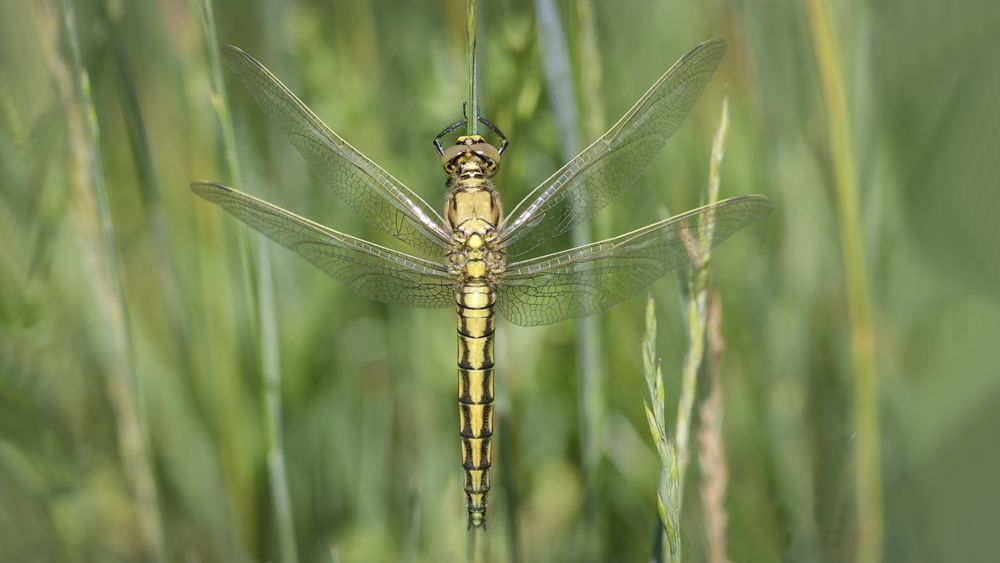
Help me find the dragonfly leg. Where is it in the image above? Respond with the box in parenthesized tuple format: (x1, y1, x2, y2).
(435, 104, 510, 156)
(434, 115, 468, 155)
(476, 115, 509, 155)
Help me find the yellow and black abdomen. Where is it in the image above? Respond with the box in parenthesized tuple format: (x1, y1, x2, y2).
(456, 281, 495, 529)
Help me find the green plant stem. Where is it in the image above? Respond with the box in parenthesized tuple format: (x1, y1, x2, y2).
(466, 527, 485, 563)
(99, 2, 194, 378)
(575, 0, 606, 147)
(643, 95, 730, 563)
(533, 1, 604, 557)
(805, 2, 883, 562)
(699, 293, 731, 563)
(59, 1, 166, 561)
(574, 0, 607, 491)
(641, 296, 680, 563)
(198, 1, 298, 561)
(499, 412, 522, 563)
(195, 0, 254, 552)
(466, 0, 478, 135)
(675, 94, 729, 486)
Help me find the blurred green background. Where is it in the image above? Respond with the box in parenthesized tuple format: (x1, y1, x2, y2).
(1, 0, 998, 561)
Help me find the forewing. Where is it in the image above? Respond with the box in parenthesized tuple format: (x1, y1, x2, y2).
(223, 46, 452, 256)
(192, 182, 455, 308)
(499, 39, 727, 257)
(497, 195, 772, 326)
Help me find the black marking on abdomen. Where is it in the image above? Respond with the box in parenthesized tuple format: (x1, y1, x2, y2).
(456, 282, 495, 529)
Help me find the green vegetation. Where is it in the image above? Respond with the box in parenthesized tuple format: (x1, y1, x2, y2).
(1, 0, 997, 561)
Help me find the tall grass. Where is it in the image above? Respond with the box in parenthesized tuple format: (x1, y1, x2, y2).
(1, 0, 991, 561)
(640, 295, 682, 563)
(640, 94, 731, 563)
(533, 3, 604, 559)
(698, 293, 731, 563)
(466, 0, 479, 136)
(197, 0, 298, 561)
(675, 94, 730, 480)
(55, 0, 166, 560)
(805, 2, 883, 562)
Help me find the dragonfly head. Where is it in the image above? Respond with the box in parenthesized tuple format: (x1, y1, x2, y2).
(442, 135, 501, 178)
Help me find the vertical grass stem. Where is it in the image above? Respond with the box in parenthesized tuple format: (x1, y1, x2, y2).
(699, 293, 731, 563)
(641, 95, 731, 562)
(58, 1, 166, 560)
(805, 3, 883, 562)
(198, 1, 299, 561)
(641, 296, 681, 563)
(533, 1, 605, 557)
(675, 94, 729, 488)
(467, 0, 478, 135)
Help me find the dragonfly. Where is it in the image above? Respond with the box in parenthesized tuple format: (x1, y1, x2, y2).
(192, 38, 772, 530)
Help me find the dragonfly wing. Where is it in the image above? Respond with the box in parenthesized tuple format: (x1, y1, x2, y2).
(192, 182, 455, 308)
(496, 195, 772, 326)
(499, 39, 727, 257)
(223, 46, 452, 257)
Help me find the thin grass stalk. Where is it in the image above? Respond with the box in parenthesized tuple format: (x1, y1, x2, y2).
(98, 3, 194, 377)
(464, 1, 488, 555)
(466, 526, 485, 563)
(805, 2, 883, 562)
(56, 1, 166, 561)
(198, 0, 240, 189)
(194, 0, 254, 550)
(466, 0, 478, 135)
(640, 296, 681, 563)
(641, 94, 732, 563)
(189, 14, 246, 559)
(533, 1, 603, 557)
(197, 1, 299, 561)
(675, 94, 730, 484)
(499, 412, 522, 563)
(698, 293, 731, 563)
(572, 0, 606, 495)
(260, 247, 298, 563)
(575, 0, 606, 145)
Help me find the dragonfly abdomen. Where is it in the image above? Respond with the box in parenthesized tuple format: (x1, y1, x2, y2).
(456, 281, 495, 529)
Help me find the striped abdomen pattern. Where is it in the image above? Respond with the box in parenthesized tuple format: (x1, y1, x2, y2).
(457, 281, 495, 529)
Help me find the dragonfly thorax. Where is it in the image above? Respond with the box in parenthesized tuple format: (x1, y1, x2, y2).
(446, 180, 505, 281)
(447, 235, 505, 281)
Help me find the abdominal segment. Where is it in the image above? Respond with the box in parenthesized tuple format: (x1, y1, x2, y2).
(456, 281, 495, 529)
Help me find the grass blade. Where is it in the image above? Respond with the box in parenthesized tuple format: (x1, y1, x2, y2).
(467, 0, 479, 135)
(806, 1, 883, 562)
(699, 293, 731, 563)
(675, 94, 730, 481)
(533, 2, 605, 556)
(807, 0, 884, 563)
(196, 0, 298, 560)
(641, 296, 680, 563)
(54, 1, 166, 560)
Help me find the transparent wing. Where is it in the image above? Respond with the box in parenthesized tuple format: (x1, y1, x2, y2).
(223, 46, 452, 256)
(192, 182, 455, 308)
(499, 39, 727, 257)
(497, 195, 772, 326)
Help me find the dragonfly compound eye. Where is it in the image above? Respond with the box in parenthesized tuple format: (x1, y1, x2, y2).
(442, 142, 500, 176)
(442, 144, 466, 173)
(467, 143, 500, 174)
